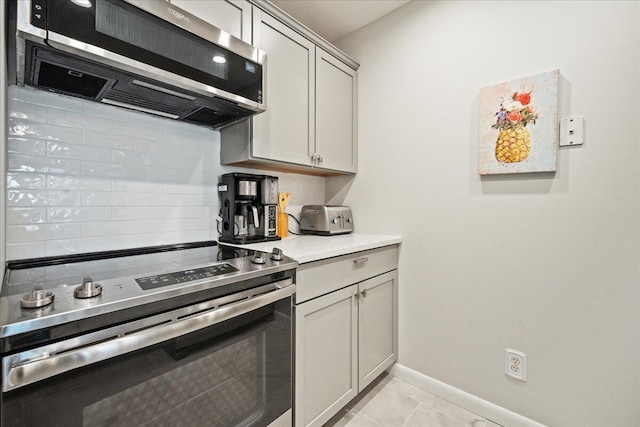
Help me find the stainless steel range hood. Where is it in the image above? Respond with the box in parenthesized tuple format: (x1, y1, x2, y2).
(7, 0, 267, 129)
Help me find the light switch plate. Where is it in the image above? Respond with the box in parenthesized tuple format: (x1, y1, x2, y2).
(559, 117, 584, 146)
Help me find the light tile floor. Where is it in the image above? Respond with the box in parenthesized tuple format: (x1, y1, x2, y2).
(324, 372, 503, 427)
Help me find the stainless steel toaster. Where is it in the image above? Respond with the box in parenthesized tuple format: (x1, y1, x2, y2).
(300, 205, 354, 235)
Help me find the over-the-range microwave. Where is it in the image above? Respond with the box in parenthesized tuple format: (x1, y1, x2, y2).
(7, 0, 266, 129)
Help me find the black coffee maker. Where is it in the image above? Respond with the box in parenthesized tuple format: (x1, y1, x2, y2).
(218, 173, 280, 244)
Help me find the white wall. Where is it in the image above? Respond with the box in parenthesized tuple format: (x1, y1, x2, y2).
(330, 1, 640, 426)
(5, 86, 324, 259)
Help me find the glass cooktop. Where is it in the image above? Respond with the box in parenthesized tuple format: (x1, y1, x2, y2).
(2, 241, 255, 296)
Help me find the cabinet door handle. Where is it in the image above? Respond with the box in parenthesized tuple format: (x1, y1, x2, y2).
(361, 289, 367, 298)
(318, 154, 323, 163)
(353, 257, 368, 266)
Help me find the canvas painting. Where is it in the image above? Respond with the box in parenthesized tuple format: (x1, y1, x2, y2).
(478, 70, 559, 175)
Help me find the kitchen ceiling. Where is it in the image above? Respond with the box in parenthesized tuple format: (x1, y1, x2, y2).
(270, 0, 412, 43)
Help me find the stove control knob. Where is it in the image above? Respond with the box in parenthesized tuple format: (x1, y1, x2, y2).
(21, 285, 55, 309)
(251, 251, 267, 265)
(74, 276, 103, 299)
(271, 248, 283, 261)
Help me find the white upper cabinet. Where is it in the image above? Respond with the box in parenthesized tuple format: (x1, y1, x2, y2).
(169, 0, 251, 42)
(315, 48, 357, 173)
(251, 9, 316, 167)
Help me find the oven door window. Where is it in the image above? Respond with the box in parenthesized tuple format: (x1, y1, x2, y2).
(1, 301, 291, 427)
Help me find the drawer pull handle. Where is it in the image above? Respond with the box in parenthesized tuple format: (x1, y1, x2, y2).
(353, 257, 368, 266)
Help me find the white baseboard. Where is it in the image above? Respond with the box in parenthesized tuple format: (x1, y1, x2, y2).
(388, 363, 547, 427)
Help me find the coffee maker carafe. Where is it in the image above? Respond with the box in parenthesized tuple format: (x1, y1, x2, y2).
(218, 173, 280, 244)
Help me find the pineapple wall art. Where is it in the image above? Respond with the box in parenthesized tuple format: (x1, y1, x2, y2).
(479, 70, 559, 174)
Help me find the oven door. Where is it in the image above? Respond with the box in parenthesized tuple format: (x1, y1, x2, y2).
(1, 282, 294, 427)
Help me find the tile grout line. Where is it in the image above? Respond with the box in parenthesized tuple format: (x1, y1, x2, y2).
(400, 403, 421, 427)
(387, 374, 494, 426)
(357, 410, 385, 427)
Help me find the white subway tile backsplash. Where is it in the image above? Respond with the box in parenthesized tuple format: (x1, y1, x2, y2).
(162, 218, 210, 231)
(7, 138, 46, 156)
(7, 242, 46, 260)
(82, 192, 161, 207)
(7, 224, 83, 243)
(9, 86, 83, 112)
(166, 206, 210, 219)
(80, 222, 116, 238)
(111, 150, 176, 169)
(47, 207, 112, 223)
(84, 129, 155, 152)
(6, 86, 326, 260)
(161, 121, 213, 139)
(81, 218, 210, 238)
(112, 119, 167, 141)
(162, 182, 216, 195)
(9, 100, 49, 122)
(138, 166, 186, 183)
(82, 220, 153, 238)
(9, 118, 83, 143)
(149, 141, 187, 159)
(47, 175, 112, 191)
(7, 173, 47, 189)
(44, 234, 164, 256)
(111, 179, 163, 193)
(182, 164, 216, 185)
(8, 190, 83, 207)
(111, 206, 207, 221)
(82, 221, 114, 237)
(6, 208, 47, 225)
(161, 230, 214, 245)
(83, 161, 139, 179)
(82, 100, 146, 121)
(9, 154, 84, 175)
(47, 108, 113, 133)
(161, 193, 217, 207)
(47, 140, 112, 162)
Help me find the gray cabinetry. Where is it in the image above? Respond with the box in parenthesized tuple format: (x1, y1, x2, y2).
(169, 0, 251, 42)
(295, 286, 358, 427)
(250, 9, 315, 166)
(358, 271, 398, 390)
(315, 48, 357, 173)
(295, 246, 399, 427)
(220, 3, 359, 175)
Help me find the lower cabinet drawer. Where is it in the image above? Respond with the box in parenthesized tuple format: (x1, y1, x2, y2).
(296, 245, 398, 303)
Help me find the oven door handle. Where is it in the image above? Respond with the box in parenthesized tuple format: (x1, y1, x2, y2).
(4, 283, 295, 392)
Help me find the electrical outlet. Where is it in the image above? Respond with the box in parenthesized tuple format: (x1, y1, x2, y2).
(505, 348, 527, 381)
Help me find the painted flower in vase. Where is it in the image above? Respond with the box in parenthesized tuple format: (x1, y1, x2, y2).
(492, 91, 539, 163)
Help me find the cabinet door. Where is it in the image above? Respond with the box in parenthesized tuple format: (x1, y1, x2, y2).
(315, 48, 357, 173)
(251, 9, 316, 167)
(169, 0, 251, 42)
(295, 286, 358, 427)
(358, 270, 398, 391)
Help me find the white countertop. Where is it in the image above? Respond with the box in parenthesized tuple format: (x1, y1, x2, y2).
(221, 233, 401, 264)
